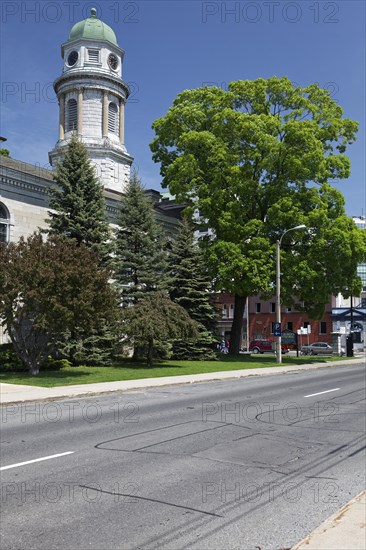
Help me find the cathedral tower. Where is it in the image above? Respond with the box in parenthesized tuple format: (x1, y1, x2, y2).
(49, 8, 133, 193)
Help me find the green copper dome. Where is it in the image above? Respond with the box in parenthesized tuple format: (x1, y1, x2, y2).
(68, 8, 117, 45)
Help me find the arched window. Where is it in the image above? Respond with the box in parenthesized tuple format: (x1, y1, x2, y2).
(108, 102, 118, 134)
(0, 203, 10, 243)
(67, 98, 78, 132)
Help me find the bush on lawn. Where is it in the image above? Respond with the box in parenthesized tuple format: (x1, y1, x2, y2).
(0, 343, 71, 372)
(0, 343, 27, 372)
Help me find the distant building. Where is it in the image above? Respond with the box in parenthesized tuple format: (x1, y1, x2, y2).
(214, 293, 334, 350)
(214, 216, 366, 351)
(331, 216, 366, 351)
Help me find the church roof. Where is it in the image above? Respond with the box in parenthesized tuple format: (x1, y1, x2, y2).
(67, 8, 117, 46)
(0, 155, 54, 182)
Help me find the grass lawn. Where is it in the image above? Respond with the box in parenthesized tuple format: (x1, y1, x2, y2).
(0, 354, 349, 388)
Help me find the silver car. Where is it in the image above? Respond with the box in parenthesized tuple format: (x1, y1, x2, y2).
(300, 342, 334, 355)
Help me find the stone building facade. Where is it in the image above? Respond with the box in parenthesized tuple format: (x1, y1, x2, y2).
(0, 10, 183, 344)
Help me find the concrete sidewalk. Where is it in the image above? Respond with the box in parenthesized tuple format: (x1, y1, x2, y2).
(292, 490, 366, 550)
(0, 356, 364, 405)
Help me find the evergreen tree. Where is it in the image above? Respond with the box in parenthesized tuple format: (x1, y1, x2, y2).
(114, 173, 168, 306)
(46, 135, 111, 261)
(168, 217, 218, 359)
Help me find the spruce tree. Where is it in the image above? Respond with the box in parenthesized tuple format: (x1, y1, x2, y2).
(168, 217, 218, 360)
(45, 136, 114, 362)
(46, 135, 111, 261)
(114, 173, 168, 306)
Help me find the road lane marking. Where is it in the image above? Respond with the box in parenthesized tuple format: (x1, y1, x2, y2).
(304, 388, 340, 398)
(0, 451, 75, 471)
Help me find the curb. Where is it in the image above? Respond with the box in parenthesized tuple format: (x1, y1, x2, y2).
(0, 357, 364, 405)
(291, 490, 366, 550)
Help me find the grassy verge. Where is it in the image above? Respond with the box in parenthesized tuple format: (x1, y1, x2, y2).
(0, 354, 350, 388)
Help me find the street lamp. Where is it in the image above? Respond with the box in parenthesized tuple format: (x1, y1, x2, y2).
(276, 224, 306, 363)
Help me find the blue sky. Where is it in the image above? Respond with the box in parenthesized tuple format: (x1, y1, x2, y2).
(1, 0, 365, 216)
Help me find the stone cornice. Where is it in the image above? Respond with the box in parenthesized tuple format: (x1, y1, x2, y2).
(54, 71, 130, 99)
(0, 174, 51, 196)
(49, 141, 134, 165)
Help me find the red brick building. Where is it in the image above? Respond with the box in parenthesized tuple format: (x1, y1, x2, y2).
(214, 293, 334, 350)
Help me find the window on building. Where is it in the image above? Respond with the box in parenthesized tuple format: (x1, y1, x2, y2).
(320, 321, 327, 334)
(0, 203, 10, 243)
(271, 322, 275, 334)
(271, 302, 276, 313)
(229, 304, 234, 319)
(303, 321, 309, 329)
(357, 263, 366, 287)
(88, 49, 100, 63)
(108, 102, 118, 134)
(66, 98, 77, 132)
(255, 303, 261, 313)
(286, 307, 292, 312)
(287, 322, 293, 331)
(222, 305, 227, 319)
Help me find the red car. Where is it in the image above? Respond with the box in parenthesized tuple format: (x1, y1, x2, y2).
(249, 339, 289, 354)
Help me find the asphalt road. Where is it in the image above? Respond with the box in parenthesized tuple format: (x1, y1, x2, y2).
(1, 364, 365, 550)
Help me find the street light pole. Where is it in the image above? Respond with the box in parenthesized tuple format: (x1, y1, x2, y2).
(276, 224, 306, 364)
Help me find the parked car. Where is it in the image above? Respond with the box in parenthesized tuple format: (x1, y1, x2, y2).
(300, 342, 334, 355)
(249, 339, 289, 354)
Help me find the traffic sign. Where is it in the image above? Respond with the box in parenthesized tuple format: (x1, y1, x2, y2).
(273, 322, 281, 336)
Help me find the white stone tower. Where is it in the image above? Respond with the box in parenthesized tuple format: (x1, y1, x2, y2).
(49, 7, 133, 193)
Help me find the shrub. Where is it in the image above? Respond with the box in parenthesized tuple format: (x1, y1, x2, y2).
(0, 343, 27, 372)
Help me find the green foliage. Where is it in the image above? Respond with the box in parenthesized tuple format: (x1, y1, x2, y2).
(0, 345, 71, 372)
(0, 234, 119, 374)
(57, 320, 119, 366)
(114, 172, 168, 306)
(0, 149, 10, 157)
(168, 217, 218, 359)
(151, 77, 364, 351)
(43, 357, 71, 370)
(46, 135, 111, 261)
(121, 291, 199, 367)
(0, 343, 27, 372)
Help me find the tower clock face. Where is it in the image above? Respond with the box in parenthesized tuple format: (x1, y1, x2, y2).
(108, 54, 118, 71)
(67, 51, 78, 66)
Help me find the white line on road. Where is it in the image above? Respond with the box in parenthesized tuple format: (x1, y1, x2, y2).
(0, 451, 75, 471)
(304, 388, 340, 398)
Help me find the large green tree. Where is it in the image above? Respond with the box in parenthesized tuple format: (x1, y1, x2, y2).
(46, 135, 111, 261)
(168, 217, 218, 359)
(114, 173, 168, 306)
(0, 234, 119, 374)
(151, 77, 365, 353)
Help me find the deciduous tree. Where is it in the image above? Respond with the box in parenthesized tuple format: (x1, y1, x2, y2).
(0, 234, 118, 374)
(151, 77, 364, 353)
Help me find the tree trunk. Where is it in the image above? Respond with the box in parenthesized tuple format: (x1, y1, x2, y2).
(29, 364, 40, 376)
(230, 294, 246, 354)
